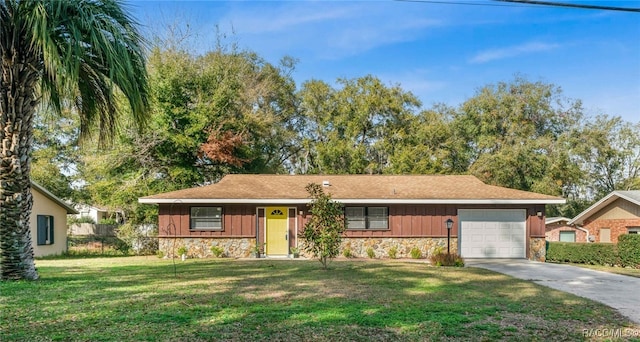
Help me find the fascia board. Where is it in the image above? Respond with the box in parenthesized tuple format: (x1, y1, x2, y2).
(139, 198, 566, 205)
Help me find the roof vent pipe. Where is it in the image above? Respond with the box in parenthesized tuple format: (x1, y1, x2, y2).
(322, 180, 330, 187)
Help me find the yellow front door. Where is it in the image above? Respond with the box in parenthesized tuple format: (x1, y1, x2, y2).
(266, 207, 288, 255)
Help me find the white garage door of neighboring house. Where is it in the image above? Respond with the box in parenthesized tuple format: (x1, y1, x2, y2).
(459, 209, 526, 258)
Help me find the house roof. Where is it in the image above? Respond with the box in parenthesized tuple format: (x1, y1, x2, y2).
(75, 203, 112, 213)
(31, 181, 79, 214)
(139, 174, 565, 205)
(545, 217, 572, 225)
(569, 190, 640, 226)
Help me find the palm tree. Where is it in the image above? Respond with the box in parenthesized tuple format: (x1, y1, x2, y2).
(0, 0, 148, 280)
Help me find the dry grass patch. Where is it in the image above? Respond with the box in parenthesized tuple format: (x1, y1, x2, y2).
(571, 263, 640, 278)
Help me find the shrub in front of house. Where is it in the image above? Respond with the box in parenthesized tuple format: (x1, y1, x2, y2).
(410, 247, 422, 259)
(388, 246, 398, 259)
(300, 183, 347, 269)
(115, 223, 158, 256)
(546, 242, 617, 266)
(366, 247, 375, 258)
(618, 235, 640, 268)
(210, 245, 224, 258)
(342, 247, 353, 258)
(429, 252, 465, 267)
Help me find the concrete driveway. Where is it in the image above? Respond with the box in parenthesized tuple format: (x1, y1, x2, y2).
(466, 259, 640, 325)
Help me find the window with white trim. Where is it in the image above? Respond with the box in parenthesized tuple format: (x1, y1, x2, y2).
(345, 207, 389, 230)
(190, 207, 223, 230)
(559, 231, 576, 242)
(628, 227, 640, 235)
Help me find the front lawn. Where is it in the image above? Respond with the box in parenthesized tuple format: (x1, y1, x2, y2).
(1, 257, 636, 341)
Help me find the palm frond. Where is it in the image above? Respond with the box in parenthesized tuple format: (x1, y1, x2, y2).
(23, 0, 149, 143)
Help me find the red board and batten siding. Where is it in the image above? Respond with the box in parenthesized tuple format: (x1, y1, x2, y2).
(157, 204, 255, 238)
(530, 204, 547, 237)
(344, 204, 457, 238)
(157, 203, 546, 239)
(301, 204, 545, 238)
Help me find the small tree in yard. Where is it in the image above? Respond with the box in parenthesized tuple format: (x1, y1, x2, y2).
(300, 183, 346, 269)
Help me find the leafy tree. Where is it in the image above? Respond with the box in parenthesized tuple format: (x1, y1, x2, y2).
(79, 43, 300, 224)
(79, 129, 162, 225)
(141, 46, 299, 185)
(544, 115, 639, 218)
(386, 104, 470, 174)
(300, 183, 346, 269)
(296, 76, 420, 174)
(30, 109, 84, 202)
(575, 115, 640, 198)
(453, 76, 584, 197)
(0, 0, 148, 280)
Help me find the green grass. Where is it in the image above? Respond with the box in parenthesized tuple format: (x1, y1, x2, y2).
(1, 257, 637, 341)
(571, 263, 640, 278)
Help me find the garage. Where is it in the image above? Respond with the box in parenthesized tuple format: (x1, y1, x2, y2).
(459, 209, 526, 258)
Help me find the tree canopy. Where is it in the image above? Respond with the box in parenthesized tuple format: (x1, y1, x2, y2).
(32, 38, 639, 226)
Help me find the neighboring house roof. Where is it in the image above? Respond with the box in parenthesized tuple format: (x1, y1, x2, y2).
(31, 181, 79, 214)
(546, 217, 572, 225)
(81, 204, 101, 211)
(139, 174, 565, 205)
(75, 204, 110, 213)
(569, 190, 640, 226)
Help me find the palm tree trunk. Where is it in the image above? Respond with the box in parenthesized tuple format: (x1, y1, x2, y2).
(0, 50, 40, 280)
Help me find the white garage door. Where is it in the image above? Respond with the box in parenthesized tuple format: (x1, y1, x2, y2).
(459, 209, 526, 258)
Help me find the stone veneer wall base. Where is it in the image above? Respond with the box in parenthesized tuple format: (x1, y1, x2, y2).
(529, 237, 546, 262)
(159, 236, 543, 261)
(338, 237, 458, 259)
(159, 237, 256, 258)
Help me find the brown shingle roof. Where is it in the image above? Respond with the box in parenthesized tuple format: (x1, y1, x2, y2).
(139, 174, 564, 204)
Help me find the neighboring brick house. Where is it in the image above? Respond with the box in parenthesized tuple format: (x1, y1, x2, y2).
(545, 217, 590, 243)
(569, 191, 640, 244)
(139, 174, 565, 261)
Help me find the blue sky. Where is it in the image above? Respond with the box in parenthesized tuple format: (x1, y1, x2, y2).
(130, 1, 640, 123)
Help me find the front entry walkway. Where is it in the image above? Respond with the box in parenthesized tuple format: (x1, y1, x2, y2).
(466, 259, 640, 325)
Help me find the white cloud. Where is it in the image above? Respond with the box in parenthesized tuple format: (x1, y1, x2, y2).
(327, 17, 441, 58)
(216, 2, 444, 60)
(470, 41, 560, 64)
(221, 4, 355, 34)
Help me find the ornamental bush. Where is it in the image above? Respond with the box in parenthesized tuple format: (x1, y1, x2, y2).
(342, 247, 353, 258)
(429, 252, 465, 267)
(300, 183, 346, 269)
(366, 247, 375, 259)
(210, 245, 224, 258)
(388, 246, 398, 259)
(116, 223, 158, 256)
(410, 247, 422, 259)
(546, 242, 617, 266)
(618, 235, 640, 268)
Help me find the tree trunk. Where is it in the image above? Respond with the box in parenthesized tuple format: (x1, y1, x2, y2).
(0, 45, 40, 280)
